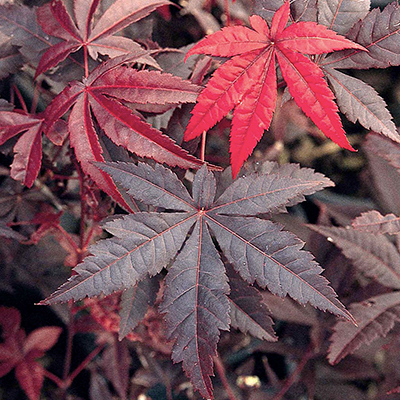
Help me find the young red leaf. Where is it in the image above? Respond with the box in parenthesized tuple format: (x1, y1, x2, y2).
(0, 307, 61, 400)
(35, 0, 170, 77)
(42, 53, 209, 211)
(276, 48, 354, 151)
(0, 112, 45, 187)
(15, 358, 44, 400)
(184, 1, 365, 177)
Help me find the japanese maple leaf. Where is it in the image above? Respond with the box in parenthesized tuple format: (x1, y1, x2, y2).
(0, 307, 61, 400)
(0, 111, 66, 187)
(34, 0, 169, 78)
(42, 51, 209, 212)
(184, 1, 366, 177)
(41, 160, 354, 398)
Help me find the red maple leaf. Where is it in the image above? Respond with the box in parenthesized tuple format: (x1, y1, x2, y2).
(0, 307, 62, 400)
(42, 52, 210, 212)
(34, 0, 169, 78)
(184, 1, 366, 177)
(0, 111, 66, 187)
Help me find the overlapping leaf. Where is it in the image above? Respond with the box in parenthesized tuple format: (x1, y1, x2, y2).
(309, 225, 400, 290)
(324, 68, 397, 142)
(352, 210, 400, 235)
(227, 265, 277, 341)
(318, 0, 370, 36)
(0, 4, 59, 66)
(41, 52, 207, 211)
(0, 112, 44, 187)
(322, 2, 400, 70)
(328, 292, 400, 365)
(42, 160, 352, 398)
(184, 1, 365, 177)
(311, 220, 400, 365)
(119, 276, 159, 340)
(317, 2, 400, 143)
(34, 0, 169, 77)
(254, 0, 317, 25)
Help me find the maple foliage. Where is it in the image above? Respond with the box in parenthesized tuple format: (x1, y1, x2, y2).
(45, 54, 208, 209)
(310, 223, 400, 365)
(184, 1, 366, 177)
(41, 160, 353, 398)
(3, 0, 400, 398)
(34, 0, 169, 78)
(0, 112, 45, 187)
(0, 307, 62, 400)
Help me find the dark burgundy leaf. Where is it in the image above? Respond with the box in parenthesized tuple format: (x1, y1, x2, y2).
(309, 225, 400, 290)
(208, 216, 352, 321)
(324, 67, 399, 142)
(41, 52, 208, 210)
(255, 0, 317, 24)
(35, 0, 170, 76)
(102, 340, 130, 399)
(41, 213, 195, 304)
(0, 4, 57, 65)
(364, 137, 400, 215)
(352, 211, 400, 235)
(212, 168, 333, 216)
(364, 133, 400, 173)
(161, 219, 230, 399)
(317, 0, 370, 36)
(227, 265, 277, 341)
(0, 38, 23, 79)
(43, 161, 350, 398)
(119, 276, 159, 339)
(0, 222, 26, 241)
(328, 291, 400, 364)
(98, 162, 195, 211)
(322, 3, 400, 70)
(0, 112, 45, 187)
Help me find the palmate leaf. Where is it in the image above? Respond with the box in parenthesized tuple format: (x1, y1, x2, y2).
(34, 0, 169, 77)
(42, 52, 207, 211)
(328, 292, 400, 364)
(42, 160, 353, 398)
(184, 1, 365, 177)
(309, 225, 400, 290)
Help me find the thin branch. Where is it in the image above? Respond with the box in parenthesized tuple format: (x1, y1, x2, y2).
(272, 346, 314, 400)
(213, 353, 239, 400)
